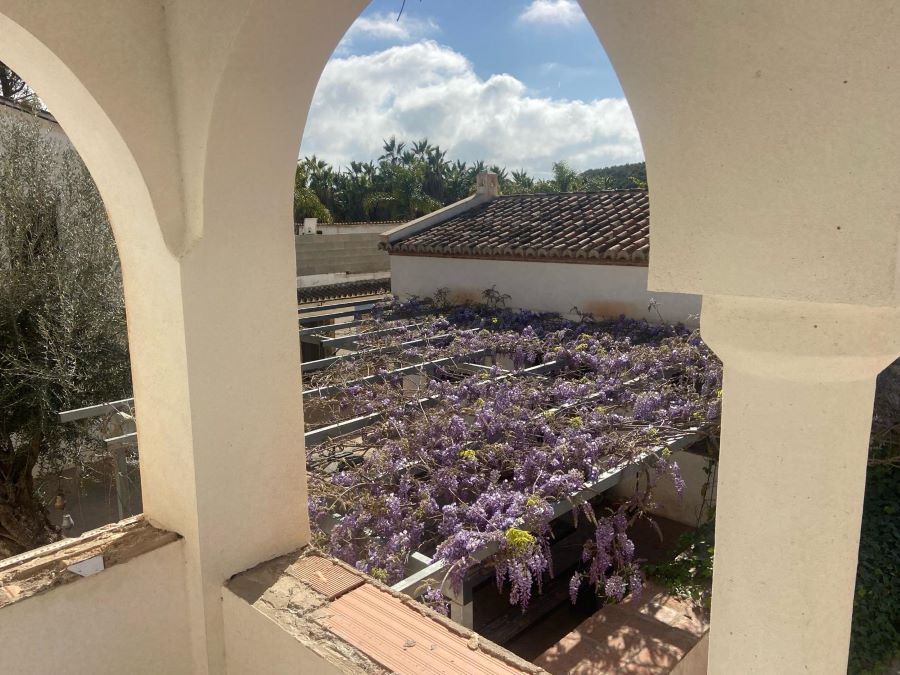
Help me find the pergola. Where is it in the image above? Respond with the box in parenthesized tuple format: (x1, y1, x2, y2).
(0, 2, 898, 674)
(297, 299, 716, 634)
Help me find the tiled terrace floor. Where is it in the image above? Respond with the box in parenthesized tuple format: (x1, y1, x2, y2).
(533, 581, 708, 674)
(502, 516, 707, 674)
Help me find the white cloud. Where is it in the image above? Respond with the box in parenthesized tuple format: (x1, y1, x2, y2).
(518, 0, 585, 27)
(300, 41, 642, 176)
(341, 11, 438, 45)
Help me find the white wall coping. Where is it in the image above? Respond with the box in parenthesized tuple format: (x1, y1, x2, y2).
(381, 192, 494, 244)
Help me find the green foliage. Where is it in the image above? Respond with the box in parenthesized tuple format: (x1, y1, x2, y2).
(363, 159, 442, 220)
(582, 162, 647, 189)
(522, 160, 612, 194)
(848, 363, 900, 673)
(293, 185, 332, 224)
(646, 517, 715, 610)
(0, 61, 41, 108)
(849, 453, 899, 673)
(293, 138, 644, 224)
(0, 115, 130, 556)
(293, 162, 332, 223)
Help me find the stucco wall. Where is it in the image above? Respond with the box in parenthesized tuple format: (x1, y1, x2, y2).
(316, 222, 394, 235)
(223, 587, 344, 675)
(390, 255, 702, 325)
(0, 540, 193, 675)
(672, 632, 709, 675)
(296, 233, 390, 277)
(611, 449, 716, 527)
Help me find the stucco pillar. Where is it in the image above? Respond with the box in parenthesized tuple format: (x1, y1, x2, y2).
(700, 295, 900, 674)
(122, 206, 308, 674)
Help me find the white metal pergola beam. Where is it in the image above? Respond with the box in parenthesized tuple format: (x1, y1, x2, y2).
(303, 349, 491, 400)
(57, 398, 135, 423)
(300, 330, 471, 373)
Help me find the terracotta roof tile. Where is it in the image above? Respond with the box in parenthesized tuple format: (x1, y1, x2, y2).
(321, 584, 527, 674)
(297, 278, 391, 303)
(385, 190, 650, 265)
(336, 220, 405, 227)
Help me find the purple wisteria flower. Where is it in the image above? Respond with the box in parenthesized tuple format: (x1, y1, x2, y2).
(604, 575, 626, 602)
(305, 298, 723, 612)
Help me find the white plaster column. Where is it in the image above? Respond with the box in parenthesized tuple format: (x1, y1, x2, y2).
(0, 2, 366, 671)
(701, 295, 900, 674)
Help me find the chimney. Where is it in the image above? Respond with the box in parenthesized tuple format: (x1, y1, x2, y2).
(302, 217, 318, 235)
(475, 172, 499, 198)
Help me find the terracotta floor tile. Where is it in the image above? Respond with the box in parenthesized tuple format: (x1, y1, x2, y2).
(535, 583, 708, 674)
(286, 554, 363, 600)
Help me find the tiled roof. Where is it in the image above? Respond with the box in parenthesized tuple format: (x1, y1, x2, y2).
(384, 190, 650, 265)
(337, 220, 405, 227)
(297, 278, 391, 304)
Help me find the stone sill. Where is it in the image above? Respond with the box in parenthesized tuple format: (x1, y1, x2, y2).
(226, 547, 543, 675)
(0, 515, 179, 608)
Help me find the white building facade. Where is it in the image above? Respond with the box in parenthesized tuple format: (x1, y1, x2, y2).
(385, 176, 701, 325)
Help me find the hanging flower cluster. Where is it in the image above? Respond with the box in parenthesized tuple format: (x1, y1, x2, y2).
(306, 298, 722, 613)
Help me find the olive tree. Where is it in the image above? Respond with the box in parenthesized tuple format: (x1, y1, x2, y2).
(0, 115, 130, 558)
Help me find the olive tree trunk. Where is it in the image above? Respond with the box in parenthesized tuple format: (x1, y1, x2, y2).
(0, 434, 59, 558)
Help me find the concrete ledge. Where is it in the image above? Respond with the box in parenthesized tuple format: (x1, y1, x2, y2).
(0, 515, 179, 608)
(297, 271, 391, 289)
(671, 632, 709, 675)
(224, 547, 542, 675)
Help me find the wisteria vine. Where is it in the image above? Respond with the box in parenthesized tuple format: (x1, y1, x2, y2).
(305, 296, 722, 615)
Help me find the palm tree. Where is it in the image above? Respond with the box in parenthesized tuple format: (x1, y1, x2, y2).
(550, 160, 580, 192)
(379, 136, 406, 165)
(300, 156, 336, 213)
(444, 160, 473, 201)
(293, 136, 618, 221)
(581, 173, 614, 192)
(423, 145, 449, 201)
(467, 160, 487, 185)
(487, 164, 510, 192)
(411, 138, 431, 160)
(294, 162, 331, 224)
(365, 161, 441, 220)
(509, 170, 535, 194)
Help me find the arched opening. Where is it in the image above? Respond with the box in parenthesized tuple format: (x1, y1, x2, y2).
(0, 22, 169, 558)
(290, 2, 716, 667)
(0, 70, 136, 556)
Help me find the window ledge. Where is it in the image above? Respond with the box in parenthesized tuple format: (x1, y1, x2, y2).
(0, 515, 179, 608)
(226, 547, 543, 675)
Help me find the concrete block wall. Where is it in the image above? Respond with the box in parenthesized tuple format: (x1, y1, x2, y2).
(295, 233, 390, 276)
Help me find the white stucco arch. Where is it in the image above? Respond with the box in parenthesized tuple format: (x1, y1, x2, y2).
(0, 17, 163, 257)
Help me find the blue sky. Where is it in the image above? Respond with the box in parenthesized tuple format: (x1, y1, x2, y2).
(299, 0, 643, 176)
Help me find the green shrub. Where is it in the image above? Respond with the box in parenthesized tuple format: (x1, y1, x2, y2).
(848, 454, 899, 674)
